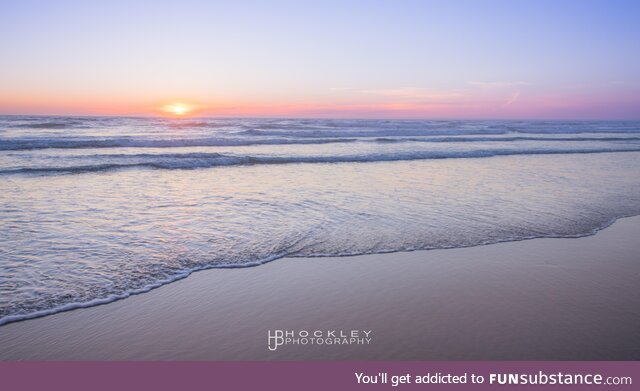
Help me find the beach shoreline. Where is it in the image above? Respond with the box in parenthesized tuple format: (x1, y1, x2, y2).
(1, 215, 639, 360)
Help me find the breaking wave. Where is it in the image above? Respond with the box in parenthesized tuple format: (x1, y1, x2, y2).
(3, 147, 640, 175)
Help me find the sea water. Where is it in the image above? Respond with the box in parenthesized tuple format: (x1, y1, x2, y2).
(1, 116, 640, 325)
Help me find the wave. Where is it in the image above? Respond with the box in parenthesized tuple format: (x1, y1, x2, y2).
(0, 212, 635, 327)
(1, 135, 639, 151)
(0, 137, 359, 150)
(9, 121, 91, 130)
(373, 135, 640, 143)
(0, 253, 285, 327)
(233, 127, 640, 138)
(4, 147, 640, 175)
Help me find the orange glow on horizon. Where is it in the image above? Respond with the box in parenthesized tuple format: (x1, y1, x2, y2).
(160, 103, 196, 117)
(1, 91, 639, 120)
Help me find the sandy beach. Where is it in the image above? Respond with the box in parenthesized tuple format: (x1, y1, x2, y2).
(1, 216, 639, 360)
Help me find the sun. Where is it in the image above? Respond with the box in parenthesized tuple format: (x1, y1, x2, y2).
(161, 103, 194, 116)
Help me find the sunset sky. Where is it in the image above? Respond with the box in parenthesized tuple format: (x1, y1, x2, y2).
(1, 0, 639, 119)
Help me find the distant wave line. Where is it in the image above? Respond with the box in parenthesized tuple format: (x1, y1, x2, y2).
(3, 147, 640, 175)
(1, 135, 640, 150)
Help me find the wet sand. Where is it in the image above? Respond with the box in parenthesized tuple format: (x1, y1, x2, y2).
(1, 216, 639, 360)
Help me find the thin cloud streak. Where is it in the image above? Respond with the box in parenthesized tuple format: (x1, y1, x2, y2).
(469, 81, 530, 89)
(504, 91, 522, 106)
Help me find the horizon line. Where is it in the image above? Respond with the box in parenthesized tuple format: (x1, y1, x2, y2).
(1, 112, 639, 122)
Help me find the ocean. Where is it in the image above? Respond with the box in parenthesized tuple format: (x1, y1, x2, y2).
(2, 116, 640, 326)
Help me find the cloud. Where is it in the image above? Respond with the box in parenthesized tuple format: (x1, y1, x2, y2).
(469, 81, 530, 89)
(503, 91, 521, 106)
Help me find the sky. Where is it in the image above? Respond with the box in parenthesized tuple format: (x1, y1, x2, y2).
(0, 0, 639, 119)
